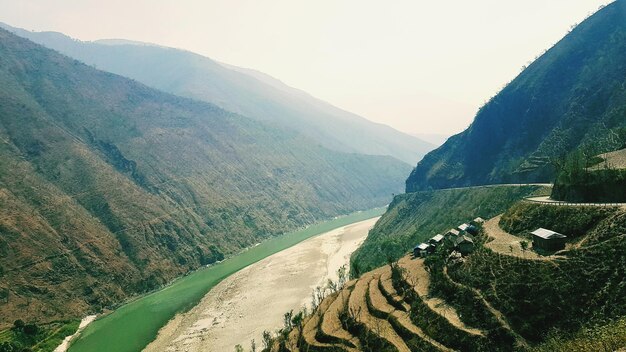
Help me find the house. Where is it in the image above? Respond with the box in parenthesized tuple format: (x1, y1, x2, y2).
(457, 223, 470, 232)
(531, 228, 567, 251)
(458, 222, 479, 235)
(428, 234, 444, 246)
(413, 243, 430, 258)
(444, 228, 460, 245)
(471, 217, 485, 226)
(454, 235, 475, 254)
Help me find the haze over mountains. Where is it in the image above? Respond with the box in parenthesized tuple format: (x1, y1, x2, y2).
(0, 23, 433, 165)
(406, 0, 626, 191)
(0, 27, 412, 325)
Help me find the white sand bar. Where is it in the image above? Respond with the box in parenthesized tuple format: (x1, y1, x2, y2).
(144, 217, 379, 352)
(54, 315, 97, 352)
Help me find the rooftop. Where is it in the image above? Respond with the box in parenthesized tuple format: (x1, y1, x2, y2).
(458, 223, 470, 231)
(531, 228, 567, 240)
(455, 235, 474, 244)
(415, 243, 430, 250)
(446, 229, 460, 236)
(431, 234, 444, 242)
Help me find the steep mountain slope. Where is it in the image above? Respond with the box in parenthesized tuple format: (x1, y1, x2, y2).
(0, 23, 433, 165)
(406, 1, 626, 191)
(0, 28, 411, 326)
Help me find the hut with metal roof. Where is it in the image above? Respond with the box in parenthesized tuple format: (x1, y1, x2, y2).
(428, 234, 444, 247)
(444, 228, 460, 246)
(471, 217, 485, 226)
(458, 222, 479, 235)
(454, 235, 475, 255)
(413, 243, 430, 258)
(531, 228, 567, 251)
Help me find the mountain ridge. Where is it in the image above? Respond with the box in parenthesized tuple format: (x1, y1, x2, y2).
(406, 0, 626, 191)
(0, 22, 433, 165)
(0, 27, 410, 326)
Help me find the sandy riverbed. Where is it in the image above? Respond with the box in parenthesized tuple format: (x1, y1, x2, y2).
(54, 315, 97, 352)
(143, 217, 379, 352)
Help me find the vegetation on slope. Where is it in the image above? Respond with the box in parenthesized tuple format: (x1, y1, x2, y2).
(531, 317, 626, 352)
(0, 28, 411, 326)
(406, 1, 626, 191)
(500, 202, 618, 238)
(449, 203, 625, 343)
(550, 149, 626, 202)
(288, 199, 626, 352)
(0, 319, 79, 352)
(0, 22, 434, 165)
(351, 185, 548, 273)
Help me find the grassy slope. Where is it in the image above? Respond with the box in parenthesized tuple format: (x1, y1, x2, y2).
(531, 317, 626, 352)
(406, 1, 626, 191)
(351, 185, 549, 272)
(68, 209, 384, 352)
(0, 28, 411, 326)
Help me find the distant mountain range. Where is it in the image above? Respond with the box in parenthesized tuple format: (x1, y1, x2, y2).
(406, 0, 626, 191)
(0, 23, 433, 165)
(0, 28, 411, 325)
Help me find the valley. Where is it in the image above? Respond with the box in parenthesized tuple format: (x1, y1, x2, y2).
(1, 1, 626, 351)
(65, 209, 383, 352)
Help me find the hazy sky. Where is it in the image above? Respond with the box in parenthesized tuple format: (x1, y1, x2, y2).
(0, 1, 613, 135)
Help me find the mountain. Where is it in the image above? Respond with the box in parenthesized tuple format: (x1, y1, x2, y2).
(406, 1, 626, 191)
(0, 23, 434, 165)
(411, 132, 450, 147)
(0, 28, 411, 326)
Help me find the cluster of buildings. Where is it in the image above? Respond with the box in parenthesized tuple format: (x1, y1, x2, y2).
(413, 217, 485, 258)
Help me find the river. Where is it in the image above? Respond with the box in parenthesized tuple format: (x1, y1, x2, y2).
(67, 209, 383, 352)
(143, 217, 378, 352)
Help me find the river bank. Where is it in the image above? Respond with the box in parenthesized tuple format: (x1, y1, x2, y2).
(67, 208, 384, 352)
(144, 217, 377, 352)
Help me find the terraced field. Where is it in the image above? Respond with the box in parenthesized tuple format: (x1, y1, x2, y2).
(280, 255, 501, 352)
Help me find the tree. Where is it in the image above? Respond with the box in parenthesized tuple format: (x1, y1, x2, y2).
(261, 330, 273, 350)
(250, 339, 256, 352)
(291, 311, 304, 332)
(283, 310, 293, 331)
(326, 279, 337, 293)
(520, 240, 529, 252)
(337, 265, 347, 289)
(22, 324, 38, 336)
(12, 320, 24, 331)
(234, 344, 244, 352)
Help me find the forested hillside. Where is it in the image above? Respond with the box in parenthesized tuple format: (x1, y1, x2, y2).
(0, 28, 410, 326)
(406, 0, 626, 191)
(0, 23, 433, 165)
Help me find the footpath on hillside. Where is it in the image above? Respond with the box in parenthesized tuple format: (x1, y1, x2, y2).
(484, 215, 566, 261)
